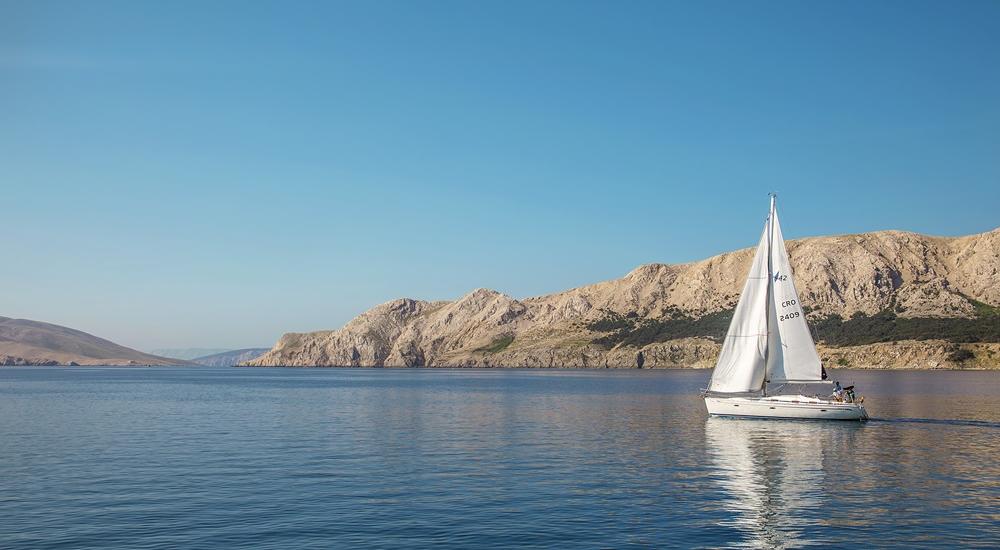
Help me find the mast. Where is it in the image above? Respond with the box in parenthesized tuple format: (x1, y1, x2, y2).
(762, 193, 776, 395)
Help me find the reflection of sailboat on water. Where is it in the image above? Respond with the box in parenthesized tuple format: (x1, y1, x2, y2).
(706, 418, 848, 548)
(704, 195, 867, 420)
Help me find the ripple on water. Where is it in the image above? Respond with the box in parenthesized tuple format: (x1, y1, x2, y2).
(0, 367, 998, 548)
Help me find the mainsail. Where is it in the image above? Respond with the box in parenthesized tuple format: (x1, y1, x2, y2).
(709, 223, 770, 393)
(708, 195, 823, 393)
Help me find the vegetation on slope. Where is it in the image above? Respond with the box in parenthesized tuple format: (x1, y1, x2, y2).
(812, 307, 1000, 346)
(587, 298, 1000, 350)
(588, 308, 734, 350)
(476, 335, 515, 354)
(813, 311, 1000, 346)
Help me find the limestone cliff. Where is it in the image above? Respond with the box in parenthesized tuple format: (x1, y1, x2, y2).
(246, 227, 1000, 369)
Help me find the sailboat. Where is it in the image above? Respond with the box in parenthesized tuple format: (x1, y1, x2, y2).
(704, 194, 868, 421)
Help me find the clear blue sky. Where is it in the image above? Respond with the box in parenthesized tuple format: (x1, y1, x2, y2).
(2, 1, 998, 350)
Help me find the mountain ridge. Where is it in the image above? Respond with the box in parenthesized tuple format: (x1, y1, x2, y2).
(245, 227, 1000, 369)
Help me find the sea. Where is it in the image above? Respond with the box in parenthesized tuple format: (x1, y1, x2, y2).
(0, 367, 997, 549)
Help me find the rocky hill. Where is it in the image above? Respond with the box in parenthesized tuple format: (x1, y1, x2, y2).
(246, 227, 1000, 370)
(192, 348, 270, 367)
(0, 317, 188, 366)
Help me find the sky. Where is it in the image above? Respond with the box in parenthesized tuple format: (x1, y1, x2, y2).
(2, 1, 998, 351)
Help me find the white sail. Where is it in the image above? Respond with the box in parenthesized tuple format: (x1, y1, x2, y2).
(764, 205, 824, 384)
(709, 223, 770, 393)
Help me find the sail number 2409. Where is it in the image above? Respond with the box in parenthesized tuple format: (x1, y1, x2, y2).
(779, 299, 799, 322)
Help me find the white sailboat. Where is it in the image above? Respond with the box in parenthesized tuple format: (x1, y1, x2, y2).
(704, 194, 868, 421)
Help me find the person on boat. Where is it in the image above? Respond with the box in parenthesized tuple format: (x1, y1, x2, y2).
(831, 381, 845, 402)
(843, 385, 856, 403)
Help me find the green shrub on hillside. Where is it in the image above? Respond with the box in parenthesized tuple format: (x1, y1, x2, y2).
(812, 310, 1000, 345)
(587, 311, 635, 333)
(589, 309, 734, 350)
(476, 335, 514, 354)
(970, 298, 1000, 318)
(947, 348, 975, 362)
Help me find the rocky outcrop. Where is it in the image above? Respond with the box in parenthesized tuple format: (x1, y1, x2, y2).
(0, 356, 61, 366)
(246, 227, 1000, 369)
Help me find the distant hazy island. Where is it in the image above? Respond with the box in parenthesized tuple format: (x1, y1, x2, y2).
(246, 227, 1000, 370)
(0, 319, 267, 367)
(190, 348, 270, 367)
(150, 348, 233, 360)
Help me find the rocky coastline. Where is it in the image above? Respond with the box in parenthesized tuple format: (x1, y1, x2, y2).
(246, 228, 1000, 370)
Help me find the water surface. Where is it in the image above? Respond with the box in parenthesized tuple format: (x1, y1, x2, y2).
(0, 367, 997, 548)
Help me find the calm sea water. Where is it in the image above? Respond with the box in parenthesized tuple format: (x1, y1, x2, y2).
(0, 367, 997, 549)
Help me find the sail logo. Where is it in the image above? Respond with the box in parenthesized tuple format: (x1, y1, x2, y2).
(773, 272, 788, 282)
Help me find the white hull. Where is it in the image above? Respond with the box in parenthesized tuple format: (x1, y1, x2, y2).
(705, 395, 868, 421)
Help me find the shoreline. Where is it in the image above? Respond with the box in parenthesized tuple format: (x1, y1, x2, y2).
(233, 364, 999, 371)
(245, 339, 1000, 371)
(2, 364, 998, 371)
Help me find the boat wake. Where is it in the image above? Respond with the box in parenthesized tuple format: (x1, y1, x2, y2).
(870, 417, 1000, 429)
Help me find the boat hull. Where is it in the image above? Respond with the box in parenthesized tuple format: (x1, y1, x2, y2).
(705, 395, 868, 421)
